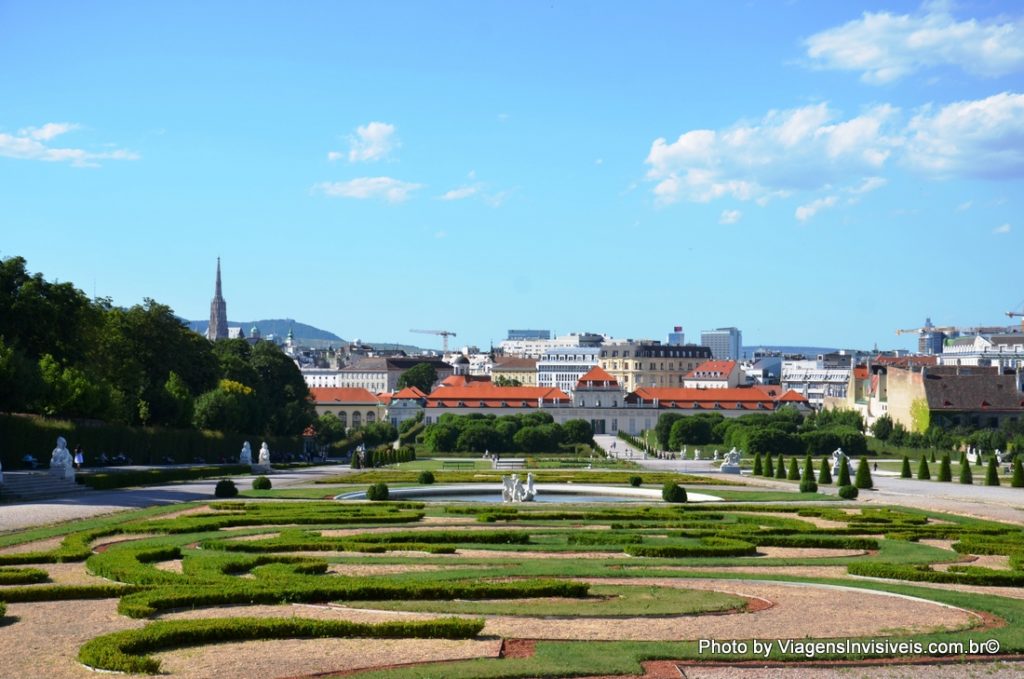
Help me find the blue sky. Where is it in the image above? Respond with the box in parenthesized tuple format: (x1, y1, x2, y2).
(2, 1, 1022, 352)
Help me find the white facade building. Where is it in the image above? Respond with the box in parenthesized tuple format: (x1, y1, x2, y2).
(781, 359, 850, 408)
(537, 346, 600, 394)
(301, 368, 345, 389)
(499, 332, 606, 359)
(937, 334, 1024, 371)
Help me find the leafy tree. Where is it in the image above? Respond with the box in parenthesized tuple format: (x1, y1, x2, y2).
(193, 379, 260, 433)
(669, 416, 715, 448)
(423, 423, 459, 452)
(458, 422, 503, 453)
(899, 455, 912, 478)
(817, 457, 832, 484)
(854, 457, 873, 489)
(513, 425, 552, 453)
(871, 415, 894, 441)
(493, 376, 522, 387)
(810, 408, 864, 432)
(361, 421, 398, 447)
(654, 413, 684, 449)
(917, 456, 931, 480)
(163, 371, 194, 428)
(562, 419, 594, 445)
(397, 363, 437, 394)
(249, 341, 314, 436)
(0, 336, 41, 412)
(37, 354, 114, 419)
(985, 457, 1000, 487)
(316, 412, 347, 445)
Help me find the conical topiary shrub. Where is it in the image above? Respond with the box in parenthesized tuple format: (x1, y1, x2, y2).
(787, 457, 801, 480)
(764, 454, 775, 478)
(938, 454, 952, 482)
(752, 453, 763, 476)
(837, 458, 852, 487)
(917, 456, 931, 480)
(854, 458, 873, 489)
(959, 461, 973, 485)
(799, 456, 818, 493)
(1012, 458, 1024, 488)
(930, 450, 936, 463)
(976, 451, 984, 467)
(776, 455, 787, 479)
(818, 458, 832, 485)
(900, 456, 912, 478)
(985, 457, 1000, 487)
(959, 451, 967, 467)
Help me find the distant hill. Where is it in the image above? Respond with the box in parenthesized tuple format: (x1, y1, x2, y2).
(187, 319, 344, 346)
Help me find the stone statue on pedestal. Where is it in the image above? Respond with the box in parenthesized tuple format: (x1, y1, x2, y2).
(830, 448, 848, 478)
(258, 442, 270, 466)
(49, 436, 75, 481)
(240, 441, 252, 465)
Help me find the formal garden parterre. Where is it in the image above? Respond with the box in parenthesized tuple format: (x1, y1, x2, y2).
(2, 475, 1024, 679)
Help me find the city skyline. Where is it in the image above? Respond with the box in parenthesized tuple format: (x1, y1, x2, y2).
(2, 1, 1023, 351)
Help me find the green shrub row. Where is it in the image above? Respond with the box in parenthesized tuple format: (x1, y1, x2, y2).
(0, 583, 141, 603)
(0, 567, 50, 585)
(330, 470, 736, 486)
(567, 533, 643, 545)
(740, 534, 879, 550)
(625, 538, 757, 558)
(0, 528, 121, 565)
(117, 578, 589, 618)
(79, 616, 485, 674)
(79, 465, 252, 490)
(847, 562, 1024, 586)
(202, 529, 531, 554)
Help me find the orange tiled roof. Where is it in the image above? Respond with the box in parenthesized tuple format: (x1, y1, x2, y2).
(685, 360, 737, 379)
(309, 387, 382, 405)
(627, 386, 808, 409)
(393, 386, 427, 399)
(576, 365, 618, 387)
(439, 375, 493, 387)
(426, 385, 570, 408)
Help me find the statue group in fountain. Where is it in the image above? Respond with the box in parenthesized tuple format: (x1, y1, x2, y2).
(501, 473, 536, 502)
(49, 436, 75, 481)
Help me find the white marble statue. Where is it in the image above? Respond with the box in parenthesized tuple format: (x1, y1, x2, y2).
(502, 473, 536, 502)
(720, 447, 742, 474)
(694, 449, 702, 461)
(966, 447, 979, 465)
(995, 449, 1005, 464)
(830, 448, 848, 478)
(257, 442, 271, 467)
(240, 441, 252, 465)
(49, 436, 75, 481)
(713, 449, 721, 461)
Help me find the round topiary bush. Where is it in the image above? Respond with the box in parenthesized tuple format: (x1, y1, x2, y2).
(214, 479, 238, 498)
(629, 475, 643, 487)
(252, 476, 272, 490)
(417, 470, 435, 485)
(366, 482, 390, 501)
(838, 484, 859, 500)
(662, 481, 687, 503)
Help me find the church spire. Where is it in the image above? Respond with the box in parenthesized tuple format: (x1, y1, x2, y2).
(207, 257, 228, 341)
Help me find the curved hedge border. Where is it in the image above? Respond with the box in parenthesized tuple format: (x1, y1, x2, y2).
(78, 616, 485, 673)
(625, 538, 756, 558)
(79, 465, 252, 490)
(117, 578, 590, 618)
(0, 567, 50, 585)
(848, 562, 1024, 586)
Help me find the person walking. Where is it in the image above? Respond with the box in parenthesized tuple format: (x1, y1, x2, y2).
(73, 445, 85, 470)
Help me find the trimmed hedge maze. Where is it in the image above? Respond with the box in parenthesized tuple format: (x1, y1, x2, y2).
(2, 498, 1024, 677)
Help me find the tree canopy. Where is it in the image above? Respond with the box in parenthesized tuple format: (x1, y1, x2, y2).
(396, 362, 437, 393)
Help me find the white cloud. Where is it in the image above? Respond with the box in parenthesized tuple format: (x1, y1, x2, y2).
(993, 223, 1012, 234)
(719, 209, 742, 224)
(805, 4, 1024, 84)
(0, 122, 138, 167)
(329, 121, 398, 163)
(313, 177, 422, 203)
(848, 176, 887, 194)
(795, 196, 839, 222)
(439, 184, 480, 201)
(645, 103, 900, 205)
(904, 92, 1024, 178)
(957, 200, 973, 211)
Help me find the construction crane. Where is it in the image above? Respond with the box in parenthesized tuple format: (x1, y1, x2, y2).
(410, 329, 457, 352)
(1008, 300, 1024, 331)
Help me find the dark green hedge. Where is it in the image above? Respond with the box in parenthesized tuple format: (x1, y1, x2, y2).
(80, 465, 252, 490)
(0, 567, 50, 585)
(625, 538, 756, 558)
(79, 616, 485, 674)
(847, 562, 1024, 586)
(0, 413, 300, 468)
(0, 583, 140, 603)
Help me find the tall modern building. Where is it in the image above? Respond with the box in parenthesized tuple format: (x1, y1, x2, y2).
(507, 329, 551, 341)
(701, 327, 742, 360)
(667, 326, 685, 345)
(207, 257, 228, 341)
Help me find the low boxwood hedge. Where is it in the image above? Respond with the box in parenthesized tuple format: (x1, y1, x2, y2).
(79, 616, 486, 674)
(0, 567, 50, 585)
(625, 537, 756, 558)
(847, 562, 1024, 586)
(79, 465, 252, 490)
